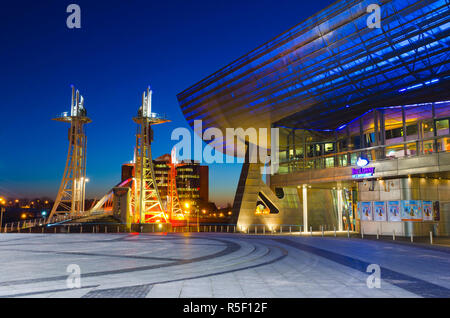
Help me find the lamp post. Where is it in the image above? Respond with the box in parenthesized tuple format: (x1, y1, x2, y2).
(197, 209, 200, 233)
(0, 197, 6, 229)
(0, 207, 5, 229)
(184, 202, 190, 231)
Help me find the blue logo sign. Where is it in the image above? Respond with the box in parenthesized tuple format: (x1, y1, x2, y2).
(356, 157, 369, 167)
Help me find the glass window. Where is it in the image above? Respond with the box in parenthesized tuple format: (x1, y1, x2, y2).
(341, 154, 348, 167)
(423, 120, 434, 138)
(436, 119, 449, 136)
(325, 157, 335, 167)
(386, 127, 403, 139)
(406, 124, 418, 137)
(423, 141, 434, 154)
(315, 144, 321, 154)
(386, 145, 405, 158)
(352, 135, 361, 149)
(406, 142, 417, 156)
(324, 143, 334, 153)
(350, 153, 358, 165)
(365, 133, 375, 146)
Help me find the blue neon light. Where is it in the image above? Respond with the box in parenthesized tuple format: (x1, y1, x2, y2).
(399, 78, 439, 93)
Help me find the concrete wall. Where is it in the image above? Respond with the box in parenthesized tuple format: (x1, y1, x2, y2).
(236, 163, 302, 231)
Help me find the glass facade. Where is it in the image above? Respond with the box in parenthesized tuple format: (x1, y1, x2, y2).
(277, 101, 450, 174)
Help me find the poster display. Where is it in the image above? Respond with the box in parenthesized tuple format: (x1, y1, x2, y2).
(387, 201, 401, 222)
(433, 201, 440, 221)
(422, 201, 433, 221)
(359, 201, 373, 221)
(373, 201, 386, 221)
(401, 200, 422, 221)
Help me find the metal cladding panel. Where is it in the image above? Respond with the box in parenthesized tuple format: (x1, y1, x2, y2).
(177, 0, 450, 139)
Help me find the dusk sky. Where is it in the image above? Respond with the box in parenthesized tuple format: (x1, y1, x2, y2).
(0, 0, 334, 207)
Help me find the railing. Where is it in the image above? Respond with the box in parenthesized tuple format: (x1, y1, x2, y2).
(1, 213, 94, 233)
(3, 217, 47, 233)
(2, 222, 443, 245)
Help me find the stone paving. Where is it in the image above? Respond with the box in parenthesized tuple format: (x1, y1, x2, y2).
(0, 233, 449, 298)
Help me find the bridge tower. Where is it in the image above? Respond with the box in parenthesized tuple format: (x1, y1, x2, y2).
(49, 86, 91, 222)
(131, 86, 170, 224)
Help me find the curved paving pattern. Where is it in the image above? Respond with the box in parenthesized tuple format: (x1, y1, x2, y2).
(0, 233, 449, 298)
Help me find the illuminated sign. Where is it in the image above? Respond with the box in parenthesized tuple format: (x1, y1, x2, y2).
(352, 167, 375, 178)
(356, 157, 369, 167)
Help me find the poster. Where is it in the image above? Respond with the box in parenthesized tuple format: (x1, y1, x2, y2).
(433, 201, 440, 221)
(422, 201, 433, 221)
(359, 201, 373, 221)
(401, 200, 422, 221)
(387, 201, 401, 222)
(373, 201, 386, 221)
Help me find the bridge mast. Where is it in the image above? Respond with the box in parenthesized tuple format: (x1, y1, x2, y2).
(49, 86, 91, 222)
(131, 86, 170, 224)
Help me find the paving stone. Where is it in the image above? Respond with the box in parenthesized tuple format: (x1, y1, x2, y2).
(0, 233, 448, 298)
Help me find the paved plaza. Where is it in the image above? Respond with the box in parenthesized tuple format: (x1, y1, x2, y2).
(0, 233, 449, 298)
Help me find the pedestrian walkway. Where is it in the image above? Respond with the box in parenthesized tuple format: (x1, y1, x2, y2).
(0, 233, 448, 298)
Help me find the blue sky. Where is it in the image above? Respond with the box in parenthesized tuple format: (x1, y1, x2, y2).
(0, 0, 334, 207)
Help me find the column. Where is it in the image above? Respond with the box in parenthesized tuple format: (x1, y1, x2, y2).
(303, 136, 307, 171)
(360, 117, 365, 160)
(432, 103, 438, 152)
(303, 184, 308, 233)
(402, 106, 407, 156)
(334, 130, 339, 167)
(374, 110, 379, 160)
(346, 126, 351, 165)
(286, 132, 290, 172)
(292, 130, 296, 159)
(337, 186, 343, 231)
(379, 109, 386, 159)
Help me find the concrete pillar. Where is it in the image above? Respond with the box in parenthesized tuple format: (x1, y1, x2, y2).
(432, 103, 438, 152)
(337, 187, 343, 232)
(402, 106, 407, 155)
(303, 185, 308, 233)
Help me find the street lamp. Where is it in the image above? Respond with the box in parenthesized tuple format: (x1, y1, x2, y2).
(0, 198, 5, 229)
(184, 202, 191, 230)
(197, 208, 200, 233)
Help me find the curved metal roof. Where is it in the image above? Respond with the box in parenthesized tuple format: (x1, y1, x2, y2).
(177, 0, 450, 133)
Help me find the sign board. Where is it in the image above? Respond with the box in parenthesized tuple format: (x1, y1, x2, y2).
(352, 167, 375, 179)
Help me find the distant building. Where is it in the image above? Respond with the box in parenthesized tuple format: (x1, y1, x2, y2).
(154, 155, 209, 210)
(121, 154, 209, 211)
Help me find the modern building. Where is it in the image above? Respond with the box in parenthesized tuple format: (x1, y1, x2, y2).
(121, 155, 209, 211)
(177, 0, 450, 236)
(153, 154, 209, 209)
